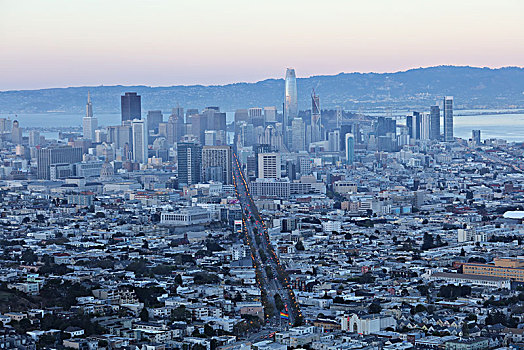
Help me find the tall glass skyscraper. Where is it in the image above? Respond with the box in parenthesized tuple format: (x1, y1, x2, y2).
(284, 68, 298, 146)
(443, 96, 453, 142)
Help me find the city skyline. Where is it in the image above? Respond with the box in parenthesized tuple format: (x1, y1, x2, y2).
(1, 0, 523, 90)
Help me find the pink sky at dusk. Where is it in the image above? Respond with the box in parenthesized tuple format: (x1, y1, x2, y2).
(1, 0, 523, 90)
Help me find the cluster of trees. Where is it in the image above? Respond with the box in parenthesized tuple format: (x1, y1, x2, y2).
(193, 272, 220, 285)
(438, 284, 471, 298)
(421, 232, 447, 250)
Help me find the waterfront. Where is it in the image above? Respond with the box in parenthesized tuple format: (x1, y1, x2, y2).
(4, 110, 524, 142)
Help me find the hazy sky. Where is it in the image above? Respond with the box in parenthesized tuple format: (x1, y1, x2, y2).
(1, 0, 523, 90)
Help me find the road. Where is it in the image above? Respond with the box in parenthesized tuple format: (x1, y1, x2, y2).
(232, 152, 303, 330)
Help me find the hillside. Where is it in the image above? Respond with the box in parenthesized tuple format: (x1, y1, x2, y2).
(1, 66, 523, 114)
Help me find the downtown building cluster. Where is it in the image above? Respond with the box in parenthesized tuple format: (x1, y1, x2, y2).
(0, 69, 523, 350)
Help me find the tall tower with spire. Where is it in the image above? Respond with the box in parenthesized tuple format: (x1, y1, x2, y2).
(83, 91, 98, 140)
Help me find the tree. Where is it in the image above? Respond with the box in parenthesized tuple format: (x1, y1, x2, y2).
(368, 302, 382, 314)
(139, 307, 149, 322)
(274, 294, 285, 311)
(295, 240, 305, 251)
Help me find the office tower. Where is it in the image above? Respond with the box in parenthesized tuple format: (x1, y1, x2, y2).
(235, 109, 249, 123)
(336, 107, 343, 129)
(249, 107, 264, 127)
(107, 125, 132, 149)
(146, 110, 163, 133)
(237, 122, 255, 148)
(311, 90, 322, 142)
(406, 112, 420, 140)
(202, 145, 232, 184)
(284, 68, 298, 146)
(472, 130, 481, 145)
(430, 105, 441, 140)
(83, 94, 98, 141)
(257, 152, 281, 179)
(376, 117, 396, 137)
(345, 133, 355, 165)
(95, 130, 107, 143)
(254, 144, 272, 178)
(264, 106, 277, 123)
(188, 113, 208, 143)
(177, 142, 202, 187)
(11, 120, 22, 144)
(420, 113, 431, 140)
(121, 92, 141, 122)
(186, 109, 199, 118)
(291, 118, 306, 152)
(339, 124, 352, 152)
(443, 96, 454, 142)
(37, 146, 83, 180)
(132, 120, 148, 164)
(29, 131, 40, 147)
(167, 108, 185, 145)
(204, 130, 217, 146)
(328, 129, 340, 152)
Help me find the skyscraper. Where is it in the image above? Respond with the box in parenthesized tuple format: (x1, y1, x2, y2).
(345, 133, 355, 165)
(177, 142, 202, 187)
(121, 92, 141, 122)
(146, 110, 163, 133)
(263, 106, 277, 123)
(284, 68, 298, 146)
(132, 119, 148, 164)
(472, 130, 481, 145)
(430, 105, 440, 140)
(311, 90, 322, 142)
(257, 152, 281, 179)
(291, 118, 305, 152)
(202, 145, 232, 184)
(83, 92, 98, 140)
(420, 113, 431, 140)
(166, 107, 185, 145)
(443, 96, 454, 142)
(11, 120, 22, 145)
(37, 146, 83, 180)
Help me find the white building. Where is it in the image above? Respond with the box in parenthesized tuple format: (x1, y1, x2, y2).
(160, 207, 211, 226)
(258, 153, 281, 179)
(132, 119, 148, 164)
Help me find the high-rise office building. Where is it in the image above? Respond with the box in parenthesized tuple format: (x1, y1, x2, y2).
(132, 120, 148, 164)
(420, 113, 431, 140)
(11, 120, 22, 145)
(177, 142, 202, 187)
(29, 130, 40, 147)
(443, 96, 454, 142)
(264, 106, 277, 123)
(257, 152, 281, 179)
(345, 133, 355, 165)
(202, 145, 232, 184)
(328, 129, 340, 152)
(472, 130, 481, 145)
(167, 108, 185, 145)
(249, 107, 264, 127)
(430, 105, 441, 140)
(83, 93, 98, 141)
(121, 92, 141, 122)
(311, 90, 322, 143)
(339, 124, 352, 152)
(291, 118, 305, 152)
(37, 146, 83, 180)
(284, 68, 298, 146)
(146, 110, 163, 133)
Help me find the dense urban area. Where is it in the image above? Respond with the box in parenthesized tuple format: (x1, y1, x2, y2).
(1, 69, 524, 350)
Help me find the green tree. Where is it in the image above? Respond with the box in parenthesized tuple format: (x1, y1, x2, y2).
(139, 307, 149, 322)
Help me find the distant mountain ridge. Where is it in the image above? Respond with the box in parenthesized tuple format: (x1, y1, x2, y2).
(1, 66, 523, 114)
